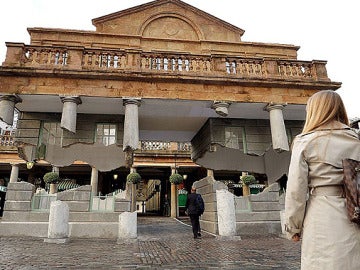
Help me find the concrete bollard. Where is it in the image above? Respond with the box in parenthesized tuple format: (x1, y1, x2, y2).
(117, 211, 137, 244)
(216, 189, 241, 240)
(44, 200, 70, 243)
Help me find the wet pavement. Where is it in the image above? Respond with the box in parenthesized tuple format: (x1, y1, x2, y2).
(0, 216, 301, 269)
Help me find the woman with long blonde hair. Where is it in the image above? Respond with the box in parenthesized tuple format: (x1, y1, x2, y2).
(285, 90, 360, 270)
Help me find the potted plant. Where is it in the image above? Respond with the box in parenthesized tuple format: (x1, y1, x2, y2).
(43, 172, 60, 194)
(169, 173, 183, 185)
(126, 172, 141, 184)
(240, 174, 256, 196)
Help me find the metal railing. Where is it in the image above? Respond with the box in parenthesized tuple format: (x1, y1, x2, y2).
(31, 194, 57, 212)
(90, 194, 115, 212)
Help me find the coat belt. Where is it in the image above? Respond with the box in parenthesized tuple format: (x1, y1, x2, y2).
(310, 185, 345, 196)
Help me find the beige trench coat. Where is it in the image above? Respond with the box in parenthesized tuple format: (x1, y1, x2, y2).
(285, 122, 360, 270)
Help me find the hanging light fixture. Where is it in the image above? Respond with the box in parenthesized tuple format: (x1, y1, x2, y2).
(26, 161, 35, 170)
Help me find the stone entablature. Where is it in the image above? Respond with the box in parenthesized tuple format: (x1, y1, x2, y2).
(0, 0, 340, 106)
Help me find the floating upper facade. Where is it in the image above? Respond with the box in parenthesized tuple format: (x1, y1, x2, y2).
(0, 0, 341, 179)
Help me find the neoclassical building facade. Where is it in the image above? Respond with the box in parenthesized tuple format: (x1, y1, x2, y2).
(0, 0, 340, 228)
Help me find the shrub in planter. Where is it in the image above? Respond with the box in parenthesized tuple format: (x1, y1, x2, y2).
(169, 173, 184, 185)
(43, 172, 60, 184)
(126, 172, 141, 184)
(240, 175, 257, 186)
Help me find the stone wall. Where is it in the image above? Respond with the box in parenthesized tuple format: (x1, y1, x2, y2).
(235, 183, 283, 235)
(0, 182, 131, 237)
(16, 112, 125, 147)
(192, 118, 303, 160)
(193, 176, 227, 234)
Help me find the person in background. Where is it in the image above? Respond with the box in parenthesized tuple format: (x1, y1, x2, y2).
(163, 194, 170, 217)
(185, 187, 204, 239)
(0, 178, 6, 217)
(285, 90, 360, 269)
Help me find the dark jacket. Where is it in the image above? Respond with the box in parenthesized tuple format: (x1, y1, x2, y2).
(186, 193, 201, 215)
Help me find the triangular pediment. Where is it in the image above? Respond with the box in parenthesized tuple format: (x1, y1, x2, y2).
(92, 0, 244, 42)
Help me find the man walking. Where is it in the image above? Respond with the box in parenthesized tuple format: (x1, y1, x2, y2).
(185, 187, 204, 239)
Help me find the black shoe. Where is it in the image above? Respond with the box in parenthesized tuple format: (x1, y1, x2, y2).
(197, 233, 201, 237)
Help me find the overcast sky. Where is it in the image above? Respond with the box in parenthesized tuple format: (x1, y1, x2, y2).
(0, 0, 358, 118)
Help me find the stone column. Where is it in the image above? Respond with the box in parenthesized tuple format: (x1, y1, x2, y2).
(52, 166, 60, 174)
(44, 200, 70, 243)
(129, 167, 137, 212)
(60, 96, 82, 133)
(170, 167, 177, 218)
(90, 167, 99, 195)
(265, 104, 289, 152)
(0, 95, 22, 125)
(123, 98, 141, 151)
(117, 212, 137, 244)
(9, 164, 19, 183)
(216, 189, 241, 240)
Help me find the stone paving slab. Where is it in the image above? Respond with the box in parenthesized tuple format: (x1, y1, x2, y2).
(0, 216, 300, 269)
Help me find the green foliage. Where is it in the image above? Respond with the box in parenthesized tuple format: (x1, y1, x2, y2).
(240, 175, 257, 186)
(43, 172, 60, 184)
(126, 172, 141, 184)
(169, 173, 184, 185)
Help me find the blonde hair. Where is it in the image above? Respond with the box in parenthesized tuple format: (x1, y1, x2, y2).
(302, 90, 349, 134)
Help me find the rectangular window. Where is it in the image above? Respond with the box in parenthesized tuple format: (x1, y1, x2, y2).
(41, 122, 62, 146)
(224, 127, 244, 150)
(96, 124, 117, 146)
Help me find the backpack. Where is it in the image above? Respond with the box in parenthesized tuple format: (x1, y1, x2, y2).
(195, 194, 205, 215)
(342, 158, 360, 226)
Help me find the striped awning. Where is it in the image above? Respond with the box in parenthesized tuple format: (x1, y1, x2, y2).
(57, 180, 80, 191)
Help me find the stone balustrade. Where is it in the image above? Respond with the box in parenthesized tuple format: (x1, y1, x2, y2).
(3, 43, 330, 82)
(140, 141, 191, 151)
(0, 134, 14, 146)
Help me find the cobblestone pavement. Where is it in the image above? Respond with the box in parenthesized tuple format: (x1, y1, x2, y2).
(0, 217, 301, 269)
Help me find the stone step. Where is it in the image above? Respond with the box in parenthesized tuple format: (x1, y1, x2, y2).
(236, 211, 281, 222)
(0, 221, 118, 238)
(236, 221, 281, 235)
(2, 211, 123, 222)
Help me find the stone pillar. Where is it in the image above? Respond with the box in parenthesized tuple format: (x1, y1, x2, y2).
(90, 167, 99, 195)
(60, 96, 82, 133)
(170, 183, 177, 218)
(44, 200, 70, 243)
(170, 167, 177, 218)
(265, 104, 289, 152)
(216, 189, 241, 240)
(117, 212, 137, 243)
(123, 98, 141, 151)
(9, 164, 19, 183)
(0, 95, 22, 125)
(129, 167, 137, 212)
(52, 166, 60, 174)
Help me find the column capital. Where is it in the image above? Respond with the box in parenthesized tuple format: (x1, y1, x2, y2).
(0, 94, 22, 104)
(60, 96, 82, 105)
(264, 103, 287, 112)
(211, 101, 231, 117)
(123, 98, 141, 107)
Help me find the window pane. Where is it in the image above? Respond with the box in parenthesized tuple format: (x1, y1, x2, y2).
(96, 123, 117, 146)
